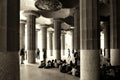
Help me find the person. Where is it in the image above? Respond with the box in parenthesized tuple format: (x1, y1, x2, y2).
(68, 48, 71, 58)
(38, 61, 45, 68)
(74, 50, 78, 66)
(43, 48, 46, 65)
(54, 59, 58, 68)
(45, 60, 52, 68)
(20, 48, 25, 64)
(36, 48, 40, 59)
(71, 65, 77, 76)
(51, 60, 55, 68)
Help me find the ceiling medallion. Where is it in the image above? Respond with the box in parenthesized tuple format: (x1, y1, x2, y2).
(35, 0, 62, 11)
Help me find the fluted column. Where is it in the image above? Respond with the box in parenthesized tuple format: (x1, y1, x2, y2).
(80, 0, 100, 80)
(61, 31, 66, 56)
(48, 31, 53, 56)
(74, 7, 80, 51)
(110, 0, 120, 66)
(24, 10, 40, 63)
(0, 0, 19, 80)
(103, 22, 110, 59)
(54, 19, 62, 60)
(20, 20, 26, 49)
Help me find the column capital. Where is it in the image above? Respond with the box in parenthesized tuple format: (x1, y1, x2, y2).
(20, 20, 26, 23)
(61, 31, 66, 35)
(23, 10, 40, 18)
(48, 31, 54, 34)
(36, 29, 40, 31)
(40, 24, 50, 28)
(48, 27, 54, 32)
(53, 18, 63, 22)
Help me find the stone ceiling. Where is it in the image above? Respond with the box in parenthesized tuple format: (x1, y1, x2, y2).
(20, 0, 110, 30)
(20, 0, 76, 27)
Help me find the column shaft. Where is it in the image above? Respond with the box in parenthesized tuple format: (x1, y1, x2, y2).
(26, 15, 36, 63)
(41, 27, 47, 62)
(49, 31, 53, 56)
(36, 29, 40, 49)
(110, 0, 120, 66)
(54, 19, 61, 60)
(74, 7, 80, 51)
(20, 21, 25, 49)
(61, 32, 65, 55)
(0, 0, 20, 80)
(71, 30, 74, 51)
(80, 0, 100, 80)
(41, 27, 47, 50)
(103, 22, 110, 59)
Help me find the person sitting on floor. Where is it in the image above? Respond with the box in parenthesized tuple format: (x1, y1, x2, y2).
(45, 60, 52, 68)
(71, 65, 77, 76)
(54, 59, 58, 68)
(38, 61, 46, 68)
(66, 61, 73, 73)
(59, 60, 67, 73)
(51, 60, 55, 68)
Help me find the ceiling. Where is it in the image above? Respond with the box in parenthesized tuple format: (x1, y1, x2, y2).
(20, 0, 77, 27)
(20, 0, 110, 30)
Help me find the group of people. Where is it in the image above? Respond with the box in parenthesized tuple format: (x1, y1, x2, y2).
(38, 59, 80, 77)
(100, 57, 120, 80)
(19, 48, 46, 64)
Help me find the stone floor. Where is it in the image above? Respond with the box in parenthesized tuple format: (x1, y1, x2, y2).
(20, 63, 80, 80)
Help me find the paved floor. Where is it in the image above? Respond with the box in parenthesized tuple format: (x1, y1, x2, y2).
(20, 63, 80, 80)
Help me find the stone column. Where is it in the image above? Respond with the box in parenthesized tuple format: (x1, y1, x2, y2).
(103, 22, 110, 59)
(20, 20, 26, 49)
(0, 0, 19, 80)
(61, 31, 66, 56)
(41, 26, 47, 62)
(41, 26, 47, 51)
(54, 19, 62, 60)
(48, 31, 53, 56)
(36, 29, 40, 49)
(110, 0, 120, 66)
(80, 0, 100, 80)
(24, 10, 40, 63)
(74, 7, 80, 51)
(71, 29, 74, 52)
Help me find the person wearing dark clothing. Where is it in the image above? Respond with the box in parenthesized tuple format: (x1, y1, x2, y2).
(68, 48, 71, 58)
(74, 50, 78, 66)
(36, 48, 40, 59)
(51, 60, 55, 68)
(20, 48, 25, 64)
(43, 48, 47, 65)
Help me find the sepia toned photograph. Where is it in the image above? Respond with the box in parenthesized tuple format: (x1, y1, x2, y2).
(0, 0, 120, 80)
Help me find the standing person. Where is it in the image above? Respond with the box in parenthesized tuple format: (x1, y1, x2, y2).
(68, 48, 71, 58)
(43, 48, 46, 66)
(20, 48, 25, 64)
(74, 50, 78, 66)
(36, 48, 40, 59)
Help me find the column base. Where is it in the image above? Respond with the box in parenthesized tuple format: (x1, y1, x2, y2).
(27, 50, 36, 63)
(110, 49, 120, 66)
(55, 50, 61, 60)
(0, 52, 19, 80)
(80, 50, 100, 80)
(105, 49, 110, 59)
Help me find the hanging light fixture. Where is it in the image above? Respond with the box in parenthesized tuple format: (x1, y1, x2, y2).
(35, 0, 62, 11)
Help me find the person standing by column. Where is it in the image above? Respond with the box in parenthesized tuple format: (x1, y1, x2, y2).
(68, 48, 71, 58)
(20, 48, 25, 64)
(43, 48, 47, 66)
